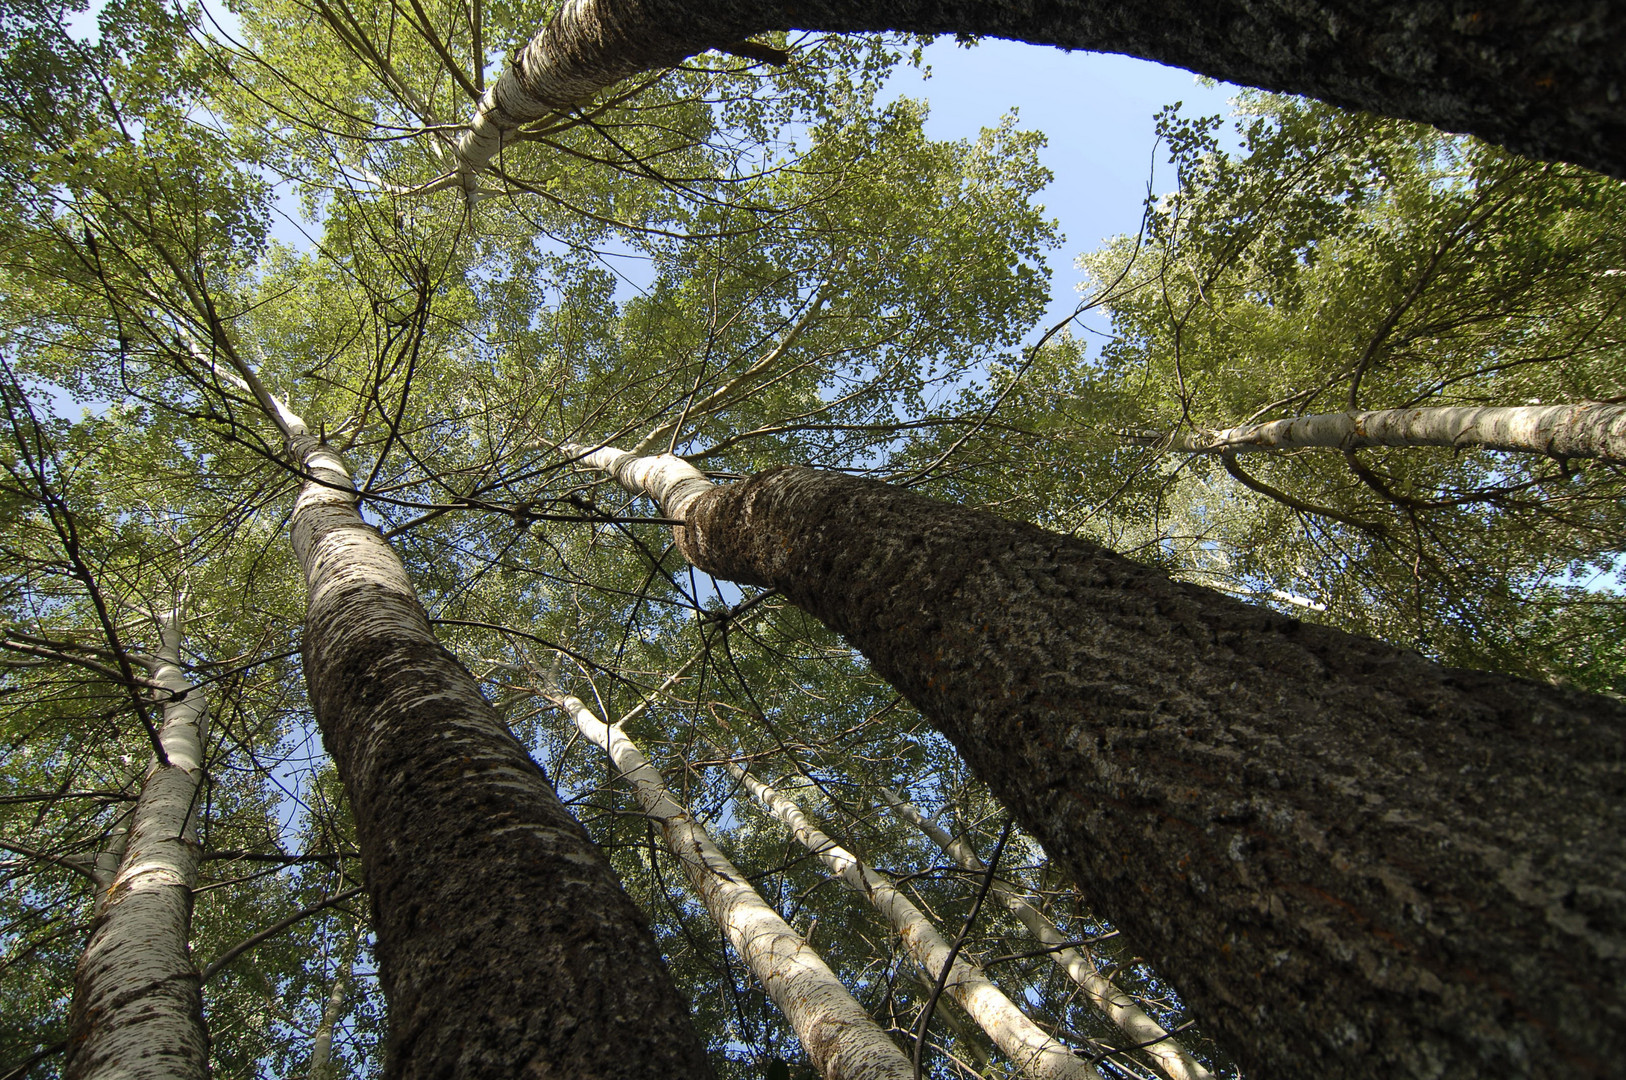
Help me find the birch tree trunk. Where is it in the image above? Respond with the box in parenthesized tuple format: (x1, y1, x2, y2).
(1125, 403, 1626, 463)
(88, 804, 133, 917)
(456, 0, 1626, 189)
(65, 610, 210, 1080)
(878, 789, 1211, 1080)
(725, 760, 1102, 1080)
(308, 925, 356, 1080)
(569, 444, 1626, 1079)
(557, 690, 914, 1080)
(287, 430, 712, 1080)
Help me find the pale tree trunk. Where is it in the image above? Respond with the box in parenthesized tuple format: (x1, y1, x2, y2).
(308, 924, 357, 1080)
(556, 688, 915, 1080)
(724, 759, 1102, 1080)
(1125, 402, 1626, 463)
(88, 804, 133, 917)
(899, 972, 991, 1073)
(878, 789, 1211, 1080)
(569, 443, 1626, 1079)
(456, 0, 1625, 190)
(66, 608, 210, 1080)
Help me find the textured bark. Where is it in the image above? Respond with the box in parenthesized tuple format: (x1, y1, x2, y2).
(728, 761, 1102, 1080)
(1128, 403, 1626, 463)
(289, 433, 711, 1080)
(459, 0, 1626, 185)
(578, 449, 1626, 1079)
(65, 613, 209, 1080)
(880, 789, 1212, 1080)
(561, 692, 915, 1080)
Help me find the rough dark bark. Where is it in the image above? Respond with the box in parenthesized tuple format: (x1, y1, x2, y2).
(675, 465, 1626, 1080)
(293, 438, 712, 1080)
(496, 0, 1626, 180)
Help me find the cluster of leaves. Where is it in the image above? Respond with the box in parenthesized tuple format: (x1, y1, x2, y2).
(0, 1, 1215, 1077)
(936, 93, 1626, 692)
(5, 0, 1621, 1073)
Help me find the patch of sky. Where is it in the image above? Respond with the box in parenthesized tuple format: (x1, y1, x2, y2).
(60, 0, 102, 43)
(886, 39, 1243, 344)
(803, 39, 1253, 467)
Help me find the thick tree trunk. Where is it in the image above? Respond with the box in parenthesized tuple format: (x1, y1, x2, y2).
(1126, 402, 1626, 463)
(559, 691, 915, 1080)
(289, 432, 711, 1080)
(726, 760, 1102, 1080)
(65, 612, 210, 1080)
(572, 447, 1626, 1079)
(459, 0, 1626, 186)
(879, 789, 1212, 1080)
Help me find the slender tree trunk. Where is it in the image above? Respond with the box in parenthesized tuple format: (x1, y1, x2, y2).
(88, 804, 133, 918)
(569, 444, 1626, 1079)
(725, 759, 1102, 1080)
(899, 972, 991, 1073)
(289, 431, 711, 1080)
(1125, 402, 1626, 463)
(879, 789, 1211, 1080)
(65, 610, 210, 1080)
(557, 690, 915, 1080)
(308, 924, 356, 1080)
(458, 0, 1626, 188)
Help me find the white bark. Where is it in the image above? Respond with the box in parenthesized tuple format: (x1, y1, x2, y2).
(66, 608, 211, 1080)
(559, 692, 912, 1080)
(559, 443, 715, 521)
(89, 805, 133, 917)
(257, 391, 420, 650)
(726, 761, 1102, 1080)
(1128, 402, 1626, 463)
(450, 0, 727, 200)
(308, 928, 356, 1080)
(879, 789, 1212, 1080)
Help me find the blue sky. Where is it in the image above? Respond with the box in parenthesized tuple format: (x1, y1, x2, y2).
(890, 38, 1242, 330)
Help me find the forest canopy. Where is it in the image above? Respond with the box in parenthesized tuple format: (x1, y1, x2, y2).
(1, 1, 1621, 1079)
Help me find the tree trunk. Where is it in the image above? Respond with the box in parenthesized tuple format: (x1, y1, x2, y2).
(308, 925, 356, 1080)
(459, 0, 1626, 186)
(558, 690, 915, 1080)
(879, 788, 1212, 1080)
(725, 760, 1102, 1080)
(289, 432, 712, 1080)
(65, 611, 210, 1080)
(572, 446, 1626, 1079)
(1125, 402, 1626, 463)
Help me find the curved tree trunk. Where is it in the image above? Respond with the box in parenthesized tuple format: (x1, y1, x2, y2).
(558, 690, 915, 1080)
(457, 0, 1626, 188)
(66, 610, 210, 1080)
(878, 788, 1212, 1080)
(724, 759, 1102, 1080)
(569, 445, 1626, 1079)
(289, 432, 711, 1080)
(1126, 402, 1626, 463)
